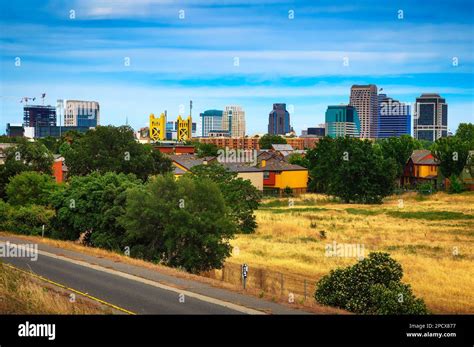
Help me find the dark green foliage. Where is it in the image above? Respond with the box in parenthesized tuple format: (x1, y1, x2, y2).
(193, 142, 219, 157)
(37, 136, 60, 154)
(287, 153, 309, 168)
(282, 186, 293, 197)
(455, 123, 474, 145)
(448, 175, 465, 194)
(432, 136, 470, 179)
(0, 140, 54, 199)
(258, 134, 287, 149)
(50, 172, 141, 243)
(0, 200, 55, 236)
(188, 163, 261, 233)
(307, 137, 397, 204)
(119, 175, 236, 273)
(63, 125, 171, 180)
(315, 252, 428, 314)
(6, 171, 60, 206)
(377, 135, 422, 178)
(416, 181, 434, 195)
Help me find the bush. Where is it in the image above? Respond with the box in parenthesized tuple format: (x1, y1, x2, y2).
(0, 201, 55, 236)
(416, 181, 434, 195)
(314, 252, 428, 314)
(447, 175, 465, 194)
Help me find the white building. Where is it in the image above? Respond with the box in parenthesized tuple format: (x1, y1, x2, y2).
(64, 100, 100, 127)
(222, 105, 245, 137)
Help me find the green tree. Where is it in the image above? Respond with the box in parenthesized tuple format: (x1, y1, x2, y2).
(0, 140, 53, 199)
(6, 171, 60, 206)
(37, 136, 60, 154)
(377, 135, 422, 179)
(307, 137, 397, 203)
(63, 126, 171, 180)
(50, 172, 142, 244)
(120, 175, 236, 273)
(193, 142, 219, 157)
(455, 123, 474, 145)
(432, 136, 469, 178)
(258, 134, 287, 149)
(187, 163, 261, 233)
(287, 153, 309, 168)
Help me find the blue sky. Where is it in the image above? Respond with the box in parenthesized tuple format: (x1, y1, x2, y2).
(1, 0, 473, 135)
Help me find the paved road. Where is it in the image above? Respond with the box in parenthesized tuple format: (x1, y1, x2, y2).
(0, 235, 310, 315)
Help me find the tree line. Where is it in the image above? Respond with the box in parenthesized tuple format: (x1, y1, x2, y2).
(0, 126, 261, 273)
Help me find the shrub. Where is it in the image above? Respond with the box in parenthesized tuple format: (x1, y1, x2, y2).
(314, 252, 428, 314)
(447, 175, 465, 194)
(0, 201, 55, 236)
(416, 181, 434, 195)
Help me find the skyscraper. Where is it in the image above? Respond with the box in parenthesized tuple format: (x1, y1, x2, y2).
(349, 84, 378, 138)
(377, 94, 411, 138)
(200, 109, 223, 137)
(268, 103, 290, 135)
(325, 105, 360, 138)
(222, 105, 245, 137)
(23, 105, 56, 128)
(414, 93, 448, 141)
(64, 100, 100, 127)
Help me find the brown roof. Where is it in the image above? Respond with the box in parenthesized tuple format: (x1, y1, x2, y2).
(260, 160, 307, 172)
(410, 150, 438, 165)
(169, 154, 217, 170)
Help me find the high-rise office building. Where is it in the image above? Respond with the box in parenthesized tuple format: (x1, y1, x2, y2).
(23, 105, 56, 128)
(268, 103, 290, 135)
(349, 84, 378, 138)
(325, 105, 360, 138)
(222, 105, 245, 137)
(377, 94, 411, 138)
(64, 100, 100, 127)
(200, 109, 223, 137)
(414, 93, 448, 141)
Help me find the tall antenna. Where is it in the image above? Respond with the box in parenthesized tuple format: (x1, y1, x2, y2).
(41, 93, 46, 105)
(190, 100, 192, 118)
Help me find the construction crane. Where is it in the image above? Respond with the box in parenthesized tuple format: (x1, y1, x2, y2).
(20, 96, 36, 105)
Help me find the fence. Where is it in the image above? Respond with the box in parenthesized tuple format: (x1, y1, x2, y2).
(204, 262, 320, 303)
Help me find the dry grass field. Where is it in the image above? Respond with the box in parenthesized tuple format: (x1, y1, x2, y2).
(0, 263, 112, 314)
(227, 192, 474, 314)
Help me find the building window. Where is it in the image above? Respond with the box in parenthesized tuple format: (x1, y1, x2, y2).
(263, 171, 270, 179)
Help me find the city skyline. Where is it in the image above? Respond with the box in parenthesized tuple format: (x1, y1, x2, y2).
(1, 0, 473, 135)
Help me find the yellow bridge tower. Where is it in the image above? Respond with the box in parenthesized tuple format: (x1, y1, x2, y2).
(177, 115, 192, 142)
(149, 113, 166, 141)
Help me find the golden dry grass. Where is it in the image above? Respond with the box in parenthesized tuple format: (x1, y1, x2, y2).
(0, 263, 112, 314)
(228, 192, 474, 314)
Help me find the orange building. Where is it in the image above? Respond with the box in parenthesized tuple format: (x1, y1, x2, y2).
(52, 156, 67, 183)
(402, 150, 438, 187)
(197, 137, 259, 150)
(285, 137, 304, 150)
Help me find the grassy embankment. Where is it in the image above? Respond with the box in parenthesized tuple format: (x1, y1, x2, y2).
(226, 192, 474, 314)
(0, 263, 112, 314)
